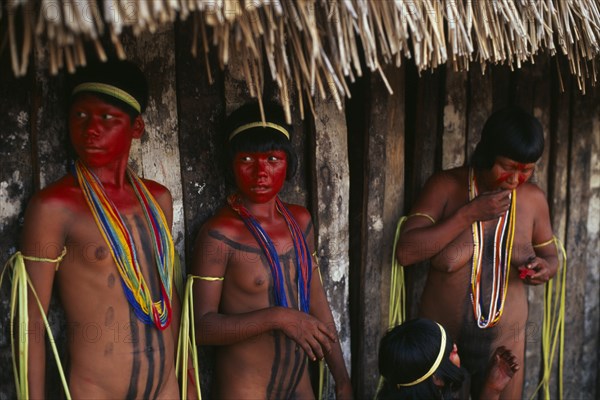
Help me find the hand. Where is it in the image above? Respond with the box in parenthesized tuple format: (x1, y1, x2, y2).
(518, 257, 551, 285)
(466, 190, 511, 222)
(278, 308, 337, 361)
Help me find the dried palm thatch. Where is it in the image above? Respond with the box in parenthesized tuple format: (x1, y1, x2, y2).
(2, 0, 600, 121)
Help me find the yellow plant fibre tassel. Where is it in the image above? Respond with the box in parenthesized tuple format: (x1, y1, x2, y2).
(529, 236, 567, 400)
(388, 216, 408, 328)
(175, 275, 203, 400)
(1, 250, 71, 400)
(377, 215, 410, 394)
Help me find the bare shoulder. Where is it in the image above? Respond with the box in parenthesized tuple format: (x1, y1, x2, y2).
(197, 205, 244, 240)
(281, 203, 313, 231)
(140, 178, 172, 202)
(516, 182, 548, 203)
(27, 174, 81, 213)
(429, 167, 467, 191)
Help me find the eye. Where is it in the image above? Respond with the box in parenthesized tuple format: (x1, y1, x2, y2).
(239, 155, 253, 162)
(268, 155, 281, 162)
(74, 111, 87, 118)
(102, 114, 114, 120)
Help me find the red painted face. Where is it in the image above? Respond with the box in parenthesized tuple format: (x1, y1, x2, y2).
(69, 94, 143, 168)
(233, 150, 288, 203)
(491, 156, 535, 190)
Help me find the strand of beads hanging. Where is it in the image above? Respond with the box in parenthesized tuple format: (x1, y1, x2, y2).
(227, 194, 312, 313)
(75, 160, 174, 330)
(469, 168, 516, 329)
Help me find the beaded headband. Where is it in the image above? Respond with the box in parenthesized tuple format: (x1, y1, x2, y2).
(72, 82, 142, 113)
(397, 322, 447, 387)
(228, 121, 290, 141)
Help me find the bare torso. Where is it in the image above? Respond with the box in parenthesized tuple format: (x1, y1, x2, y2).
(195, 205, 316, 400)
(408, 167, 555, 399)
(24, 174, 179, 399)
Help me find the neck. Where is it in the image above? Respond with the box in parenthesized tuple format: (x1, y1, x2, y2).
(81, 158, 130, 188)
(238, 195, 279, 220)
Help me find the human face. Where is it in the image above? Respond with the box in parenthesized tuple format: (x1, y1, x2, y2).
(491, 156, 535, 190)
(233, 150, 288, 204)
(69, 94, 143, 168)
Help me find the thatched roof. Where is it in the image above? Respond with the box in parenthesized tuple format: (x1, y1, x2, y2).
(3, 1, 600, 120)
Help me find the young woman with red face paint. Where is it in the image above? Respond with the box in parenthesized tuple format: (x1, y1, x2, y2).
(395, 106, 558, 400)
(18, 61, 183, 399)
(191, 103, 352, 399)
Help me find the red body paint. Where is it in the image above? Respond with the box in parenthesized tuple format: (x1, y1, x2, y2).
(69, 94, 142, 168)
(492, 157, 535, 190)
(233, 150, 288, 204)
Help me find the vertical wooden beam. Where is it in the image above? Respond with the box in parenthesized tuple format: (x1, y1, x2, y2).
(357, 64, 405, 398)
(442, 70, 468, 169)
(564, 79, 600, 400)
(405, 68, 442, 317)
(121, 27, 185, 258)
(0, 60, 35, 400)
(546, 60, 571, 398)
(312, 95, 351, 397)
(467, 66, 492, 158)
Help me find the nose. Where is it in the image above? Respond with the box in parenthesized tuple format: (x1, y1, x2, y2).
(506, 172, 518, 185)
(256, 158, 269, 176)
(82, 116, 100, 138)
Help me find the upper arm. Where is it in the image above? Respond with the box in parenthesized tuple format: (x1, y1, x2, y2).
(146, 180, 174, 229)
(190, 221, 230, 318)
(402, 172, 453, 232)
(20, 193, 67, 314)
(530, 187, 557, 258)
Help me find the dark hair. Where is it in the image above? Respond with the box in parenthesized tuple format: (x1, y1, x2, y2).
(66, 59, 149, 121)
(470, 106, 544, 169)
(377, 319, 465, 400)
(225, 102, 297, 180)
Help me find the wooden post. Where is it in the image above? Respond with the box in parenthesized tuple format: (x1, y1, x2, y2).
(311, 95, 351, 398)
(356, 64, 405, 398)
(565, 82, 600, 399)
(122, 27, 185, 258)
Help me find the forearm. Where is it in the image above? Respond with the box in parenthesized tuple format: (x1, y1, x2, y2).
(396, 208, 472, 265)
(196, 307, 283, 345)
(324, 342, 352, 395)
(27, 319, 47, 399)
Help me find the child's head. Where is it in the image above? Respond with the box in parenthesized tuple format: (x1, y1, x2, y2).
(67, 59, 149, 122)
(378, 319, 465, 400)
(225, 102, 297, 181)
(470, 106, 544, 170)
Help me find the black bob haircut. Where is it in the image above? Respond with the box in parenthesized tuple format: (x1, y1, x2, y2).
(66, 59, 149, 121)
(225, 102, 297, 180)
(470, 105, 544, 170)
(377, 319, 465, 400)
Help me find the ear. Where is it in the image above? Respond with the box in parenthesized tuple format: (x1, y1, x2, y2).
(132, 115, 145, 139)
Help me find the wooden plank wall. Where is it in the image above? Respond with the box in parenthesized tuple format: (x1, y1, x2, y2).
(1, 24, 599, 400)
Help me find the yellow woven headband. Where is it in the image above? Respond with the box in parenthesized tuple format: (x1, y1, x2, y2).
(72, 82, 141, 113)
(228, 122, 290, 141)
(397, 322, 447, 387)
